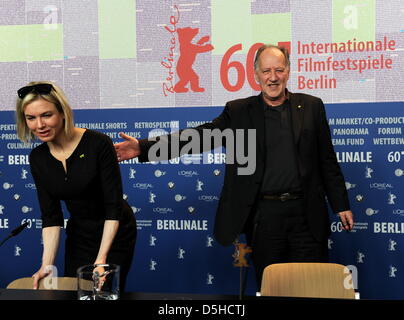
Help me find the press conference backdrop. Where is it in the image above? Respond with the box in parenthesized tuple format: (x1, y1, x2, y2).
(0, 0, 403, 299)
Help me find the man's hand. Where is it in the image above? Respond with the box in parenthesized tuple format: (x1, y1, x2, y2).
(114, 132, 141, 162)
(338, 210, 354, 231)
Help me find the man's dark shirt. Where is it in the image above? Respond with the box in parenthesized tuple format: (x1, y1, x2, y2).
(260, 95, 302, 195)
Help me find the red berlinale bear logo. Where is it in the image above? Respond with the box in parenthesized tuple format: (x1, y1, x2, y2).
(161, 5, 214, 96)
(174, 27, 214, 93)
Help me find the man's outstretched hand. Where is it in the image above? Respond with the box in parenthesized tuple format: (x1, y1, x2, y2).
(114, 132, 141, 162)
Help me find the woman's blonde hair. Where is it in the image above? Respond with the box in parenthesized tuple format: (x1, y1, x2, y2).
(15, 81, 74, 142)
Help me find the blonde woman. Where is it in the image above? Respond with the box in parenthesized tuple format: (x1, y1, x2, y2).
(16, 82, 136, 291)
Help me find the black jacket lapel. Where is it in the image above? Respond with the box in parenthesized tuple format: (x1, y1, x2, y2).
(289, 92, 305, 145)
(247, 95, 265, 154)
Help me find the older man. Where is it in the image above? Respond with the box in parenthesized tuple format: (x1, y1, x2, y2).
(115, 44, 354, 288)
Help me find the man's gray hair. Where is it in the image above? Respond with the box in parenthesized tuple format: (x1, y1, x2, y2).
(254, 44, 290, 71)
